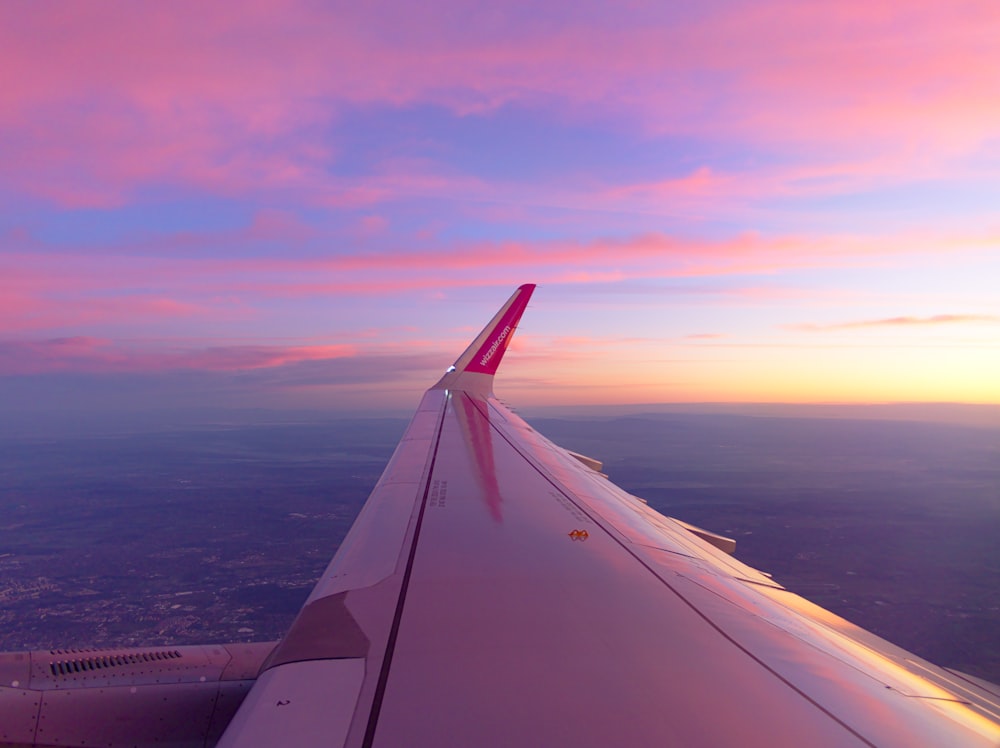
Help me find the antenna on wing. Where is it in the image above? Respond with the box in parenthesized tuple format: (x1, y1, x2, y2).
(433, 284, 535, 395)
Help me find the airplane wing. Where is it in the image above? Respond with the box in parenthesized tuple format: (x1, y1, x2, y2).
(217, 284, 1000, 747)
(3, 285, 997, 747)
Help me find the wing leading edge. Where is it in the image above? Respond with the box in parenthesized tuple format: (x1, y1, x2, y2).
(219, 285, 1000, 748)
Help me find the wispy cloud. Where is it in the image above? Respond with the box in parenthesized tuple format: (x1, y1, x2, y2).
(4, 222, 996, 337)
(792, 314, 999, 332)
(0, 338, 358, 376)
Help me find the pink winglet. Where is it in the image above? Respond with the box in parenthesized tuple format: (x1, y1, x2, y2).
(434, 285, 535, 394)
(462, 284, 535, 375)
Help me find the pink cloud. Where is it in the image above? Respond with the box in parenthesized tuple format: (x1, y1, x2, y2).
(4, 223, 996, 335)
(2, 2, 997, 207)
(0, 337, 125, 375)
(246, 209, 318, 242)
(0, 337, 357, 376)
(167, 344, 358, 372)
(0, 275, 217, 333)
(354, 214, 389, 237)
(600, 157, 918, 216)
(714, 3, 1000, 150)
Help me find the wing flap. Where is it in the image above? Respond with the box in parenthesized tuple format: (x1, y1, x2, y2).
(672, 516, 738, 554)
(218, 659, 364, 747)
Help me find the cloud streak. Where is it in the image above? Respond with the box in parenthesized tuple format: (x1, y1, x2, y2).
(4, 220, 997, 338)
(792, 314, 999, 332)
(0, 337, 358, 376)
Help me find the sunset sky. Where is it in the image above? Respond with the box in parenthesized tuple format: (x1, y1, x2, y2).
(2, 1, 999, 420)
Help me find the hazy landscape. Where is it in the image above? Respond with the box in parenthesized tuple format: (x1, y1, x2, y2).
(1, 408, 997, 684)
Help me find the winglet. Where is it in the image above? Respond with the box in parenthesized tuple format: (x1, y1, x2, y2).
(433, 284, 535, 394)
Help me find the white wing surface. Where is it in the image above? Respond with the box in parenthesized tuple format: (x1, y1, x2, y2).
(219, 284, 1000, 747)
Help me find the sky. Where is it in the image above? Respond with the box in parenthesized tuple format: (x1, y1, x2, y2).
(2, 1, 999, 421)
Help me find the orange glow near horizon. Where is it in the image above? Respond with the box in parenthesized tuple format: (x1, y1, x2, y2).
(499, 327, 1000, 408)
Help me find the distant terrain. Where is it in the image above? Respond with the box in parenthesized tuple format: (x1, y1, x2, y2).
(1, 409, 997, 684)
(533, 412, 1000, 684)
